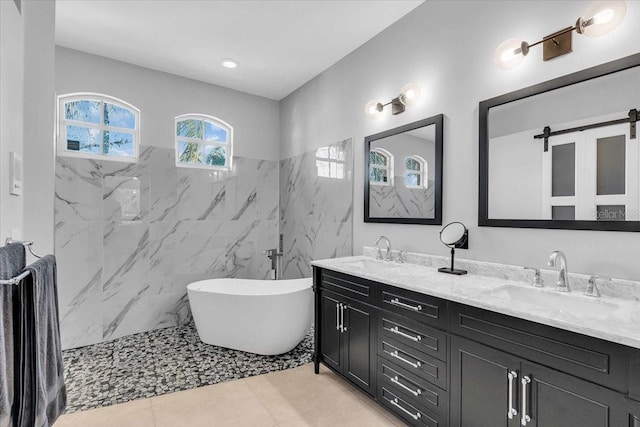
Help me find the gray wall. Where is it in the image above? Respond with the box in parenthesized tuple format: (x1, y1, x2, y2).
(279, 0, 640, 280)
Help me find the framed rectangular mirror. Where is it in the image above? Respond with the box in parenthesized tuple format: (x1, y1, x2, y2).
(364, 114, 443, 225)
(479, 53, 640, 231)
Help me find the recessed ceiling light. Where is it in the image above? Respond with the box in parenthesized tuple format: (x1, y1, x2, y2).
(222, 59, 237, 69)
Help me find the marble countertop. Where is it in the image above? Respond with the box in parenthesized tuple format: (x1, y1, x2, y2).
(311, 255, 640, 350)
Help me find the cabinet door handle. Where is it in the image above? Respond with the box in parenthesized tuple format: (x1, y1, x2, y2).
(335, 303, 340, 331)
(385, 326, 422, 342)
(521, 376, 531, 426)
(391, 375, 422, 397)
(507, 371, 518, 419)
(390, 398, 421, 421)
(390, 298, 422, 312)
(339, 303, 347, 333)
(388, 350, 421, 369)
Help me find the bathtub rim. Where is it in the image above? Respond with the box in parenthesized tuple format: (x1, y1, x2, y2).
(186, 277, 312, 296)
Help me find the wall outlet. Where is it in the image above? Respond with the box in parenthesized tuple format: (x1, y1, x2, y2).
(9, 152, 22, 196)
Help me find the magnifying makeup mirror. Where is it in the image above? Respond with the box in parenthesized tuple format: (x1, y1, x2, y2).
(438, 222, 468, 275)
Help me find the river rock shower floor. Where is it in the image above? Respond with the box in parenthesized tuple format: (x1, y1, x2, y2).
(62, 322, 313, 413)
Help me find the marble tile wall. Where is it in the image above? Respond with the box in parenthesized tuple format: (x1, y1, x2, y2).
(55, 145, 279, 349)
(369, 177, 435, 218)
(279, 138, 354, 279)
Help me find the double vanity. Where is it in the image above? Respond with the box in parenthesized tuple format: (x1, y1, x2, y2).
(312, 251, 640, 427)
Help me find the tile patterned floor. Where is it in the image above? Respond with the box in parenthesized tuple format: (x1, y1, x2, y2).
(54, 363, 407, 427)
(63, 322, 313, 413)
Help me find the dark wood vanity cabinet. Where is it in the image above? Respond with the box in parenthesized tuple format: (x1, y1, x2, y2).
(313, 266, 640, 427)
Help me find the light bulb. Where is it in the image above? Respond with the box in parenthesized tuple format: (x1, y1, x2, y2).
(400, 83, 421, 105)
(222, 59, 238, 68)
(365, 100, 383, 119)
(494, 39, 525, 70)
(577, 0, 626, 37)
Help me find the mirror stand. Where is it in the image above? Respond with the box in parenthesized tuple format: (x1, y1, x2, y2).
(438, 246, 468, 276)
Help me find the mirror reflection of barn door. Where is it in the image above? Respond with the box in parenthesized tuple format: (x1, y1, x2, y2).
(541, 123, 637, 221)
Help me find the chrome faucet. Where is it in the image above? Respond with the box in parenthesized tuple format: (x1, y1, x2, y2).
(261, 248, 283, 280)
(548, 251, 570, 292)
(374, 236, 393, 262)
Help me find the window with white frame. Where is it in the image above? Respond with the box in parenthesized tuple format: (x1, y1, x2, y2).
(369, 149, 393, 185)
(57, 93, 140, 162)
(404, 155, 427, 188)
(175, 114, 233, 170)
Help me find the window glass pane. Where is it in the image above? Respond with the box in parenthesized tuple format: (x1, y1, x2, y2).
(204, 121, 227, 143)
(178, 141, 202, 164)
(370, 151, 386, 166)
(597, 135, 625, 196)
(316, 147, 328, 159)
(66, 125, 100, 153)
(104, 103, 136, 129)
(65, 100, 100, 124)
(330, 146, 345, 161)
(177, 119, 203, 139)
(596, 205, 626, 221)
(103, 131, 135, 157)
(369, 166, 388, 183)
(552, 143, 575, 197)
(203, 145, 226, 166)
(335, 163, 344, 179)
(552, 206, 575, 220)
(405, 157, 421, 171)
(405, 173, 421, 187)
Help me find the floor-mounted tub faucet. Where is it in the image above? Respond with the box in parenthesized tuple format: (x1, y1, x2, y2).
(261, 248, 282, 280)
(375, 236, 393, 262)
(548, 250, 570, 292)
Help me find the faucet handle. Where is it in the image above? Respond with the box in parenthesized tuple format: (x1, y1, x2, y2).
(396, 250, 407, 263)
(524, 267, 543, 288)
(585, 275, 610, 297)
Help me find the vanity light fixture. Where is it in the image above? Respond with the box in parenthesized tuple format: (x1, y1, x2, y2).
(365, 83, 422, 118)
(222, 59, 238, 69)
(495, 0, 627, 70)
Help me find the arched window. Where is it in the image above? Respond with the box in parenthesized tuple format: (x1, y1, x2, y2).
(175, 114, 233, 170)
(369, 148, 393, 185)
(57, 93, 140, 162)
(405, 155, 427, 188)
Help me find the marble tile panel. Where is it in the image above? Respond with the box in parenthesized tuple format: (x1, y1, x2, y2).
(102, 221, 151, 301)
(225, 157, 259, 221)
(369, 178, 434, 218)
(59, 302, 103, 350)
(55, 157, 103, 221)
(146, 146, 178, 222)
(103, 176, 149, 222)
(176, 168, 227, 221)
(256, 159, 279, 221)
(223, 220, 260, 278)
(55, 221, 103, 307)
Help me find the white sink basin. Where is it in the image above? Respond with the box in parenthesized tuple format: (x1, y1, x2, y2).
(487, 285, 621, 319)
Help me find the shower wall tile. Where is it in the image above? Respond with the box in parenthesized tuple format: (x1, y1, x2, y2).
(55, 157, 102, 221)
(279, 138, 354, 280)
(55, 220, 103, 307)
(55, 145, 282, 349)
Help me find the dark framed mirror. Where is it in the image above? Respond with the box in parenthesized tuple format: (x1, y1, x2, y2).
(364, 114, 443, 225)
(479, 53, 640, 231)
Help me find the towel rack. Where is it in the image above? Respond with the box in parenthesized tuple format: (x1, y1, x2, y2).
(0, 238, 43, 286)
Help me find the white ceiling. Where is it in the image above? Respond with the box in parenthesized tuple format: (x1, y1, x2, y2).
(55, 0, 424, 100)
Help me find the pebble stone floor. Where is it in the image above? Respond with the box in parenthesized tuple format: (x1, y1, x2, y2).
(62, 322, 314, 413)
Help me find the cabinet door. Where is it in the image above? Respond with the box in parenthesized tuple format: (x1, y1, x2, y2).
(522, 361, 627, 427)
(630, 399, 640, 427)
(450, 337, 520, 427)
(343, 296, 376, 396)
(320, 292, 342, 372)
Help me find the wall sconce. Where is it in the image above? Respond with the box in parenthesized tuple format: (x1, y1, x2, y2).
(495, 0, 626, 70)
(366, 83, 421, 118)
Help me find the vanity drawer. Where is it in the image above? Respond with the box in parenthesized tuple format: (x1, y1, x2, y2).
(450, 303, 633, 393)
(379, 311, 447, 362)
(379, 337, 447, 390)
(379, 285, 447, 329)
(378, 357, 449, 422)
(320, 270, 375, 305)
(379, 386, 445, 427)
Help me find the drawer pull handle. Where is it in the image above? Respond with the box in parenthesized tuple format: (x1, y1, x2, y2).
(386, 326, 422, 342)
(390, 298, 422, 312)
(507, 371, 518, 419)
(391, 375, 422, 397)
(335, 303, 340, 331)
(389, 350, 421, 369)
(390, 398, 421, 421)
(521, 376, 531, 426)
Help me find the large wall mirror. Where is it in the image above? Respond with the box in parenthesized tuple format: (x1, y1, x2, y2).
(480, 53, 640, 231)
(365, 115, 443, 224)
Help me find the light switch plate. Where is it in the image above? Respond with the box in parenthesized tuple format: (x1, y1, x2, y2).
(9, 152, 23, 196)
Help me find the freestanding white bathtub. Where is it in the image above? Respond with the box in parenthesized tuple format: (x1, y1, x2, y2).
(187, 278, 313, 356)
